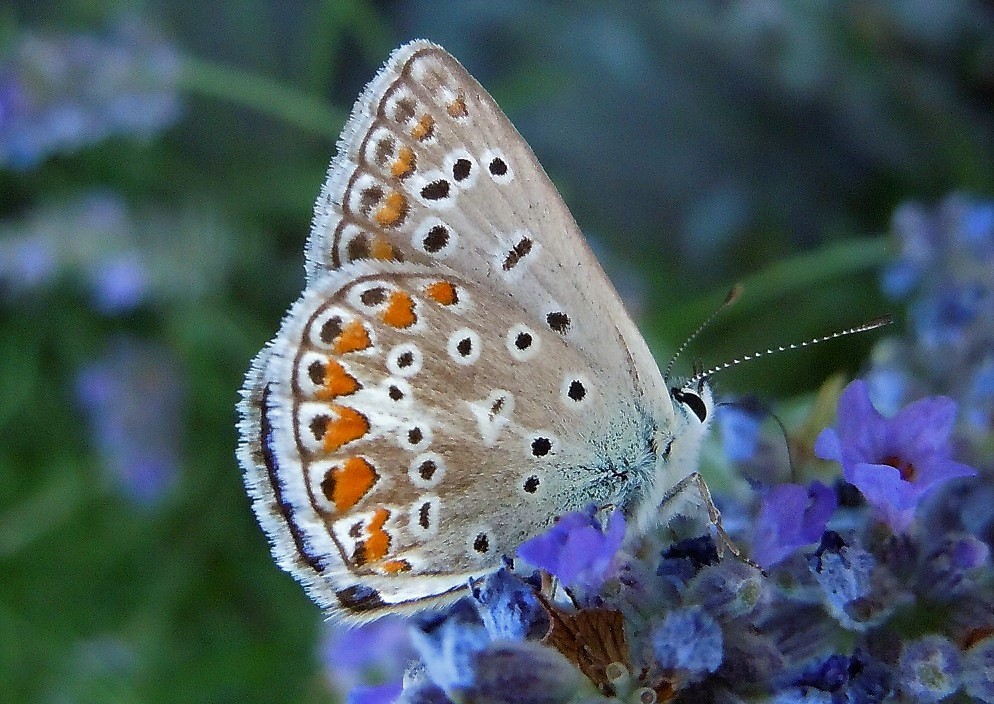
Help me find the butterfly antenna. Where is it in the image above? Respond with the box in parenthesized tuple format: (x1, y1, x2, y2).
(664, 284, 743, 381)
(687, 316, 892, 387)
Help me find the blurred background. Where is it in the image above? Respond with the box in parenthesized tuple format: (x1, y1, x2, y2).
(1, 1, 991, 702)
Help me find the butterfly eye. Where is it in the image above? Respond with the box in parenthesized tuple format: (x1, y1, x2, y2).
(672, 388, 707, 423)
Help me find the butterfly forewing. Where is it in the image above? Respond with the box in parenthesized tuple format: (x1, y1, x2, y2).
(306, 41, 666, 403)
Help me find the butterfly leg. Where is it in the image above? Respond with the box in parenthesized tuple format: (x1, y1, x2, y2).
(659, 472, 760, 570)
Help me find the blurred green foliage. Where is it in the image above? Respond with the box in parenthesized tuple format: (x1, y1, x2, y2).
(0, 2, 991, 702)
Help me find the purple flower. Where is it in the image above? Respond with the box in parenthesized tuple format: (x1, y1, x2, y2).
(958, 201, 994, 257)
(408, 601, 491, 696)
(473, 568, 548, 641)
(790, 651, 892, 704)
(881, 201, 938, 298)
(718, 401, 764, 463)
(90, 252, 148, 314)
(347, 682, 403, 704)
(963, 634, 994, 703)
(407, 601, 583, 703)
(898, 636, 962, 703)
(814, 380, 976, 532)
(863, 356, 910, 418)
(684, 561, 766, 620)
(321, 617, 413, 697)
(75, 338, 183, 505)
(807, 532, 879, 627)
(965, 359, 994, 432)
(0, 235, 56, 295)
(752, 481, 837, 569)
(516, 508, 625, 589)
(652, 606, 724, 678)
(916, 534, 990, 600)
(0, 19, 181, 169)
(910, 284, 987, 351)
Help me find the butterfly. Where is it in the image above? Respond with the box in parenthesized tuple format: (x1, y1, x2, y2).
(237, 40, 714, 623)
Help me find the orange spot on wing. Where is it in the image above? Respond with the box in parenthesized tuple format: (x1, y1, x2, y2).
(381, 290, 416, 328)
(446, 95, 468, 118)
(364, 507, 391, 561)
(411, 114, 435, 141)
(382, 559, 412, 574)
(370, 234, 395, 260)
(316, 359, 359, 400)
(374, 191, 408, 227)
(425, 280, 457, 306)
(390, 146, 416, 179)
(333, 320, 371, 354)
(325, 456, 377, 512)
(322, 405, 370, 452)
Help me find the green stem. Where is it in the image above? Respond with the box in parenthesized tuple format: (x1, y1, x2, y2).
(0, 471, 85, 557)
(657, 235, 893, 328)
(177, 55, 346, 139)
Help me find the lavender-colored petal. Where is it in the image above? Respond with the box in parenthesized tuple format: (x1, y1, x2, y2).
(516, 509, 625, 589)
(753, 481, 837, 563)
(718, 403, 763, 462)
(833, 381, 886, 463)
(347, 681, 403, 704)
(813, 428, 842, 463)
(878, 504, 917, 534)
(753, 483, 810, 569)
(916, 457, 978, 495)
(889, 395, 957, 459)
(322, 617, 412, 694)
(848, 462, 920, 512)
(865, 364, 910, 417)
(800, 482, 837, 544)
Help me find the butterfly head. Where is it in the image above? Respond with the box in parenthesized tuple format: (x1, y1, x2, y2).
(627, 377, 715, 534)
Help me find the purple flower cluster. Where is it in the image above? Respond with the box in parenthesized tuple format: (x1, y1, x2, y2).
(0, 192, 236, 313)
(0, 18, 181, 169)
(320, 617, 412, 704)
(516, 506, 626, 590)
(815, 381, 975, 532)
(75, 337, 184, 505)
(326, 195, 993, 703)
(874, 193, 994, 448)
(0, 194, 146, 311)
